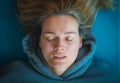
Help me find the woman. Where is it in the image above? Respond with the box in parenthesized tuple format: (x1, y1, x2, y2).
(0, 0, 118, 83)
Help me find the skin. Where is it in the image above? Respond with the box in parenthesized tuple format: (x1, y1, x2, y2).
(39, 15, 82, 76)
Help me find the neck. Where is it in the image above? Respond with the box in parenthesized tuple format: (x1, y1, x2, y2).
(49, 67, 68, 76)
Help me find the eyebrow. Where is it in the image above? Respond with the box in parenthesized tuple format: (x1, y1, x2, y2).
(64, 32, 78, 34)
(43, 32, 55, 34)
(43, 32, 78, 35)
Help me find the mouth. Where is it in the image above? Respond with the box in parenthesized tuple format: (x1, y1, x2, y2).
(52, 55, 67, 60)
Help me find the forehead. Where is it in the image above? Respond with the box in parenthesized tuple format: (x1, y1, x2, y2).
(41, 15, 79, 33)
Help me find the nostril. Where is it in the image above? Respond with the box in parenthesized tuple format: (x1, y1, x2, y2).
(54, 48, 64, 54)
(61, 48, 64, 51)
(54, 47, 65, 51)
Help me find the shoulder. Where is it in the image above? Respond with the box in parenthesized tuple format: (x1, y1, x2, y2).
(90, 59, 111, 73)
(83, 59, 119, 82)
(0, 60, 29, 73)
(84, 60, 110, 76)
(0, 60, 34, 82)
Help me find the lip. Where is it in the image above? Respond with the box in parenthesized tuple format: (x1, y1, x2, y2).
(53, 56, 67, 60)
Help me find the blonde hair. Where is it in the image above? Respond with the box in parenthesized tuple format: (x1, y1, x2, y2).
(17, 0, 114, 49)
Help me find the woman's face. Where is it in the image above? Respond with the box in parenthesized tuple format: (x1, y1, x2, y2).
(39, 15, 82, 70)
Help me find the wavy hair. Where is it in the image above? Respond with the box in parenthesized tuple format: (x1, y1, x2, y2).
(17, 0, 114, 50)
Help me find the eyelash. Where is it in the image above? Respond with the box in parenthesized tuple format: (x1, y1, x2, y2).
(46, 37, 55, 41)
(45, 37, 74, 42)
(66, 38, 74, 41)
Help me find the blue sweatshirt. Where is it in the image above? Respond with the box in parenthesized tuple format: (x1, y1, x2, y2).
(0, 36, 119, 83)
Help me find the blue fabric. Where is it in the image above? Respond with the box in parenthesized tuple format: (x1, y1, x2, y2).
(0, 59, 118, 83)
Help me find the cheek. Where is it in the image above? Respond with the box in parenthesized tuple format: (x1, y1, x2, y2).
(40, 43, 54, 56)
(40, 46, 53, 62)
(68, 41, 80, 50)
(67, 43, 80, 56)
(68, 46, 79, 55)
(39, 39, 52, 52)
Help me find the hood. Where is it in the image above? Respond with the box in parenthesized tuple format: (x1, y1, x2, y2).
(22, 35, 97, 80)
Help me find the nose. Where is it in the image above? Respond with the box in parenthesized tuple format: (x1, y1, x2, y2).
(54, 38, 65, 52)
(54, 47, 65, 52)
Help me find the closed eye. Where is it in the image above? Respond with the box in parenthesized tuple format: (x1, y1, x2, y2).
(45, 37, 55, 41)
(44, 33, 56, 41)
(66, 37, 74, 42)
